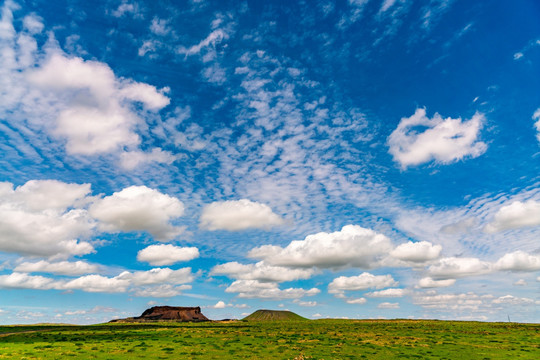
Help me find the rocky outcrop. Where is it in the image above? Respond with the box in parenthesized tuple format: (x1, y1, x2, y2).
(110, 306, 209, 323)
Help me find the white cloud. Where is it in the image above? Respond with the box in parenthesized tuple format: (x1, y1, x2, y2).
(210, 261, 316, 282)
(137, 244, 199, 266)
(25, 52, 169, 157)
(0, 266, 194, 295)
(513, 279, 527, 286)
(119, 81, 170, 110)
(533, 108, 540, 142)
(0, 180, 192, 258)
(492, 295, 536, 305)
(177, 29, 228, 56)
(138, 40, 157, 57)
(485, 200, 540, 233)
(427, 257, 493, 279)
(248, 225, 392, 269)
(328, 272, 398, 297)
(0, 272, 58, 290)
(110, 2, 141, 18)
(293, 300, 318, 307)
(390, 241, 441, 262)
(225, 279, 320, 299)
(62, 274, 130, 293)
(494, 251, 540, 272)
(89, 186, 185, 241)
(119, 148, 176, 170)
(439, 218, 476, 234)
(117, 267, 194, 286)
(5, 179, 91, 212)
(0, 180, 95, 257)
(388, 108, 486, 168)
(378, 302, 399, 309)
(200, 199, 284, 231)
(205, 301, 248, 309)
(413, 291, 488, 311)
(22, 14, 44, 34)
(213, 300, 226, 309)
(417, 277, 456, 288)
(366, 288, 407, 297)
(63, 306, 116, 316)
(14, 260, 99, 275)
(380, 0, 398, 13)
(150, 17, 170, 36)
(346, 297, 367, 304)
(132, 284, 191, 298)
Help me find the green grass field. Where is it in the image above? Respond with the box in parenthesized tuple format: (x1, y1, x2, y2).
(0, 319, 538, 359)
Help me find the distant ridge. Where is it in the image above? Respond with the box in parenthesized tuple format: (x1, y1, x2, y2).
(242, 309, 307, 321)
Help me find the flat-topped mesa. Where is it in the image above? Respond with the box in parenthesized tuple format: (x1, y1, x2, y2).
(135, 306, 209, 322)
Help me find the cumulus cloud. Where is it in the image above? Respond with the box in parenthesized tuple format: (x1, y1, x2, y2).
(365, 288, 407, 297)
(210, 261, 316, 282)
(62, 274, 130, 293)
(248, 225, 392, 269)
(212, 300, 227, 309)
(137, 244, 199, 266)
(492, 294, 537, 305)
(200, 199, 284, 231)
(0, 272, 58, 290)
(494, 251, 540, 272)
(117, 267, 194, 286)
(27, 53, 169, 156)
(225, 279, 320, 299)
(427, 257, 493, 279)
(346, 298, 367, 304)
(484, 200, 540, 233)
(413, 291, 489, 311)
(0, 5, 170, 167)
(89, 186, 185, 241)
(293, 300, 318, 307)
(377, 302, 399, 309)
(390, 241, 441, 262)
(3, 180, 92, 211)
(388, 108, 486, 168)
(0, 180, 95, 257)
(14, 260, 99, 275)
(417, 277, 456, 288)
(0, 267, 195, 295)
(534, 108, 540, 142)
(328, 272, 398, 297)
(0, 180, 192, 258)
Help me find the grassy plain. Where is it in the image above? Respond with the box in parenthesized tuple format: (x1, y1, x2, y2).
(0, 319, 538, 359)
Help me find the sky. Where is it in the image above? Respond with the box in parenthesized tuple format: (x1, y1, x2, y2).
(0, 0, 540, 324)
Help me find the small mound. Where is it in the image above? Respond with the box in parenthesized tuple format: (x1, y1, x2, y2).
(242, 309, 307, 321)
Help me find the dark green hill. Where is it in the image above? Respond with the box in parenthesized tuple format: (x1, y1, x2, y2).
(242, 309, 308, 321)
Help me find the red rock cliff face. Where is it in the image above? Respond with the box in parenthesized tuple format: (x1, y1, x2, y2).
(135, 306, 209, 322)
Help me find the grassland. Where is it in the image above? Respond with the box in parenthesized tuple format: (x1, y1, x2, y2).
(0, 319, 538, 359)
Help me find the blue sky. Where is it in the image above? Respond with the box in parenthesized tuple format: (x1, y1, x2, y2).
(1, 0, 540, 324)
